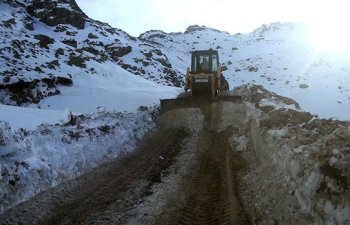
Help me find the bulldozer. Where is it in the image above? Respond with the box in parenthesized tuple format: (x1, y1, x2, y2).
(160, 49, 241, 113)
(184, 49, 229, 96)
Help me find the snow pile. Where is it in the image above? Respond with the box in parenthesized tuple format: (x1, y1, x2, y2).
(234, 85, 350, 225)
(232, 84, 300, 112)
(260, 111, 350, 225)
(0, 107, 158, 214)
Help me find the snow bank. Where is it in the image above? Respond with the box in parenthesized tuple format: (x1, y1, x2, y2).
(0, 106, 158, 214)
(0, 104, 66, 130)
(230, 85, 350, 225)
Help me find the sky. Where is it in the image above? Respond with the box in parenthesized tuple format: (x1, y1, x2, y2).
(76, 0, 350, 37)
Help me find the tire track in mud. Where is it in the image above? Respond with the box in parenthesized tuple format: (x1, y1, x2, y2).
(0, 128, 187, 225)
(172, 128, 250, 225)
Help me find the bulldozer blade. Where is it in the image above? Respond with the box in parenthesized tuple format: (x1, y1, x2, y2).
(160, 95, 242, 113)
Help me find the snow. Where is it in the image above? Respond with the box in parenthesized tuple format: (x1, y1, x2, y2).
(35, 61, 180, 113)
(0, 104, 65, 130)
(259, 98, 298, 111)
(1, 61, 179, 130)
(0, 107, 158, 213)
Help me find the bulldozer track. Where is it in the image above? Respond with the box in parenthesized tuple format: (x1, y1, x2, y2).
(0, 128, 187, 225)
(172, 129, 250, 225)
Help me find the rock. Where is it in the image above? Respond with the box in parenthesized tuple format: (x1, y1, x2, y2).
(66, 31, 77, 36)
(248, 66, 258, 72)
(144, 52, 152, 58)
(299, 84, 309, 89)
(88, 33, 98, 39)
(105, 45, 132, 60)
(34, 66, 44, 73)
(185, 25, 223, 34)
(162, 67, 181, 87)
(24, 17, 34, 31)
(155, 58, 172, 68)
(12, 50, 21, 59)
(26, 1, 86, 29)
(67, 54, 86, 68)
(221, 65, 228, 71)
(54, 25, 67, 32)
(55, 48, 65, 58)
(82, 47, 99, 55)
(3, 76, 10, 83)
(56, 77, 73, 86)
(34, 34, 54, 49)
(3, 18, 16, 28)
(139, 30, 167, 40)
(62, 39, 77, 48)
(46, 60, 60, 69)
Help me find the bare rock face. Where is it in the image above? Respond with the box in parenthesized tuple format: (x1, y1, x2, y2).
(184, 25, 226, 34)
(105, 45, 132, 60)
(34, 34, 54, 49)
(139, 30, 167, 40)
(26, 0, 86, 29)
(0, 78, 70, 105)
(61, 39, 77, 48)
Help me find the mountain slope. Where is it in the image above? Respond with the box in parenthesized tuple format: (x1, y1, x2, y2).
(0, 0, 182, 107)
(140, 24, 350, 120)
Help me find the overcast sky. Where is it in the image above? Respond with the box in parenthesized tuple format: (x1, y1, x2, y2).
(76, 0, 349, 37)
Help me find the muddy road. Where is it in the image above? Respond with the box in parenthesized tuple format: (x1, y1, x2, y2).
(0, 99, 312, 225)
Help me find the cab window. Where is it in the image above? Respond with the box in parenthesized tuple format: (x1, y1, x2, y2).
(197, 55, 209, 71)
(211, 54, 218, 71)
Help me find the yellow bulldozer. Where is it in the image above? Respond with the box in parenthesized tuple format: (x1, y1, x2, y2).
(160, 49, 240, 113)
(184, 49, 229, 96)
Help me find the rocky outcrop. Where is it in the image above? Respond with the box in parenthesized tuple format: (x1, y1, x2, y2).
(105, 45, 132, 60)
(26, 0, 86, 29)
(0, 77, 72, 105)
(184, 25, 227, 34)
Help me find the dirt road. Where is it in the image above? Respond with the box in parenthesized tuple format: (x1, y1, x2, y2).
(0, 99, 313, 225)
(168, 128, 250, 225)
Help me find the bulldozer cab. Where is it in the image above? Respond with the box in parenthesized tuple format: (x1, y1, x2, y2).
(191, 50, 219, 74)
(184, 49, 228, 97)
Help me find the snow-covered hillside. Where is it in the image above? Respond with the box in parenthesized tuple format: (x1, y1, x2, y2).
(0, 0, 182, 107)
(1, 0, 349, 120)
(140, 24, 350, 120)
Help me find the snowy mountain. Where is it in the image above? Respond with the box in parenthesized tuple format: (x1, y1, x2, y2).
(0, 0, 181, 107)
(140, 24, 350, 120)
(1, 0, 350, 120)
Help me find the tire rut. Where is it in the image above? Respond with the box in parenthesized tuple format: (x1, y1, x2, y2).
(172, 129, 250, 225)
